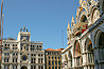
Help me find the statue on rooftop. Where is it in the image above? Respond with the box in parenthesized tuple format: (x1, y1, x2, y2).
(20, 26, 28, 32)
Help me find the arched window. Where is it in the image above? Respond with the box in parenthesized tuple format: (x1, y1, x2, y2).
(68, 51, 72, 59)
(85, 38, 94, 68)
(74, 40, 82, 67)
(98, 32, 104, 60)
(102, 1, 104, 13)
(74, 40, 81, 57)
(80, 15, 88, 22)
(68, 51, 72, 67)
(99, 32, 104, 46)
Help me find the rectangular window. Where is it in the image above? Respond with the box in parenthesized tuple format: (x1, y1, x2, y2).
(4, 65, 9, 69)
(31, 58, 33, 63)
(52, 61, 54, 65)
(34, 58, 36, 63)
(38, 66, 41, 69)
(52, 67, 54, 69)
(4, 58, 9, 62)
(49, 67, 51, 69)
(49, 61, 51, 65)
(41, 58, 43, 63)
(38, 54, 40, 56)
(31, 54, 33, 56)
(38, 58, 40, 63)
(31, 65, 33, 69)
(34, 54, 36, 56)
(41, 66, 43, 69)
(34, 65, 36, 69)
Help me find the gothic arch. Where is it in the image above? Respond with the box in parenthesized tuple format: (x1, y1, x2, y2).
(102, 0, 104, 13)
(91, 8, 100, 24)
(21, 66, 27, 69)
(84, 38, 95, 68)
(94, 29, 104, 60)
(80, 15, 88, 22)
(85, 38, 93, 51)
(79, 11, 88, 23)
(76, 7, 83, 23)
(73, 40, 81, 57)
(94, 29, 104, 47)
(73, 40, 83, 68)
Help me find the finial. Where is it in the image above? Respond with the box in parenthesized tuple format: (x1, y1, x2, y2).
(71, 16, 75, 28)
(23, 26, 26, 32)
(67, 20, 71, 32)
(20, 26, 29, 32)
(67, 21, 70, 29)
(71, 16, 75, 24)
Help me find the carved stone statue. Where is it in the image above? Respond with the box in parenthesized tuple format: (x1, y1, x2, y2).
(20, 26, 28, 32)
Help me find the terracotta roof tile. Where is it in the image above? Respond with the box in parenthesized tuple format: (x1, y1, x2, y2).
(45, 48, 64, 51)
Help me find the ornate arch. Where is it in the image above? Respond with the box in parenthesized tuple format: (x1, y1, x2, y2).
(21, 66, 27, 69)
(90, 7, 100, 24)
(94, 29, 104, 47)
(79, 11, 88, 23)
(73, 40, 83, 67)
(101, 0, 104, 14)
(85, 38, 93, 51)
(73, 40, 81, 57)
(84, 37, 95, 68)
(94, 29, 104, 62)
(76, 7, 83, 23)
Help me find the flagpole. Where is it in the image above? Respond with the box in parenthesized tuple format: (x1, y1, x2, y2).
(0, 0, 3, 69)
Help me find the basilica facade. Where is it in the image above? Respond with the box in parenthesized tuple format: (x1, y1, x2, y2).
(62, 0, 104, 69)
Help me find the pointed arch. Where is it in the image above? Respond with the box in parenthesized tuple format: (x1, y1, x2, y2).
(85, 38, 92, 51)
(94, 29, 103, 47)
(85, 38, 95, 68)
(74, 40, 81, 57)
(91, 8, 100, 24)
(102, 1, 104, 13)
(78, 11, 88, 23)
(80, 15, 88, 23)
(94, 29, 104, 60)
(68, 50, 72, 68)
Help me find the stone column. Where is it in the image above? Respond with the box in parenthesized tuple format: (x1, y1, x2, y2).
(72, 57, 75, 68)
(36, 65, 38, 69)
(28, 65, 30, 69)
(1, 64, 4, 69)
(18, 64, 20, 69)
(10, 64, 12, 69)
(43, 65, 45, 69)
(86, 53, 87, 64)
(10, 53, 12, 64)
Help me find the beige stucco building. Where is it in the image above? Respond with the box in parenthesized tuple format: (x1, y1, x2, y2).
(45, 48, 63, 69)
(1, 27, 45, 69)
(62, 0, 104, 69)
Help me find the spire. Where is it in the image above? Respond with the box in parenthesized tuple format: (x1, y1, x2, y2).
(71, 16, 75, 28)
(67, 21, 70, 30)
(71, 16, 75, 24)
(67, 21, 71, 44)
(67, 20, 71, 34)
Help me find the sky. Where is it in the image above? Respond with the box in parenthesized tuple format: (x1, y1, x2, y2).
(0, 0, 79, 49)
